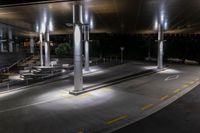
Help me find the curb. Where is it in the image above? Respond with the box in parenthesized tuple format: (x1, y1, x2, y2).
(69, 67, 167, 95)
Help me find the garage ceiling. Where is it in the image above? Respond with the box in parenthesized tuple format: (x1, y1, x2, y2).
(0, 0, 200, 36)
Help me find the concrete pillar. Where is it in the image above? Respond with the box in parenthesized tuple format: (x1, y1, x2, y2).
(30, 36, 34, 54)
(157, 23, 164, 69)
(8, 29, 13, 52)
(39, 33, 44, 66)
(44, 31, 50, 66)
(84, 25, 90, 71)
(72, 3, 83, 93)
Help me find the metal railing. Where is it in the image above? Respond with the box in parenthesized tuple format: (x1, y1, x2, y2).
(0, 54, 34, 73)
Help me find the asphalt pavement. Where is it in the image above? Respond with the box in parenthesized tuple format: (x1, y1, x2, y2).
(0, 62, 200, 133)
(113, 82, 200, 133)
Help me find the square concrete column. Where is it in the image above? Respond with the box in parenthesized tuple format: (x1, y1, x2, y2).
(30, 36, 34, 54)
(157, 23, 164, 69)
(84, 25, 90, 71)
(44, 31, 50, 66)
(70, 3, 83, 94)
(40, 33, 44, 66)
(8, 29, 13, 53)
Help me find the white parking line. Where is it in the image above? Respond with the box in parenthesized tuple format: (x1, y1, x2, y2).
(165, 75, 179, 81)
(0, 97, 61, 114)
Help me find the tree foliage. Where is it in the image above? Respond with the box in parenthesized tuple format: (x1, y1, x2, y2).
(55, 43, 71, 57)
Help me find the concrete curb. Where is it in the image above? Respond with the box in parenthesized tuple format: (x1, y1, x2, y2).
(69, 67, 167, 95)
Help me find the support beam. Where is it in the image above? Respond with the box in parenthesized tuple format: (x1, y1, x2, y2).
(84, 25, 90, 71)
(30, 36, 34, 54)
(157, 23, 164, 69)
(8, 29, 13, 53)
(44, 31, 50, 66)
(39, 33, 44, 66)
(71, 3, 83, 93)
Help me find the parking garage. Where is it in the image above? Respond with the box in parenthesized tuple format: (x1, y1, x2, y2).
(0, 0, 200, 133)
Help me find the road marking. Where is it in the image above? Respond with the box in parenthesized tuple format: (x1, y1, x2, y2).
(77, 93, 92, 99)
(106, 114, 128, 125)
(164, 75, 179, 81)
(160, 95, 169, 101)
(141, 104, 154, 111)
(0, 97, 61, 114)
(181, 84, 189, 89)
(174, 88, 181, 93)
(189, 81, 195, 84)
(59, 91, 72, 99)
(77, 131, 83, 133)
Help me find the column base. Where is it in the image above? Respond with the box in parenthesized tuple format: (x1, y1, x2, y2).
(84, 68, 90, 71)
(157, 66, 164, 70)
(69, 89, 84, 96)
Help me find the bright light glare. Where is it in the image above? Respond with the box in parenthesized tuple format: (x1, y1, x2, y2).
(40, 22, 46, 33)
(154, 21, 158, 30)
(43, 12, 47, 24)
(143, 66, 157, 70)
(36, 24, 39, 32)
(84, 10, 89, 23)
(160, 12, 164, 23)
(90, 18, 94, 29)
(49, 20, 53, 32)
(164, 21, 168, 30)
(159, 69, 181, 74)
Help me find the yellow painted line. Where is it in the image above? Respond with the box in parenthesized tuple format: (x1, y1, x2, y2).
(106, 114, 128, 125)
(59, 91, 73, 99)
(141, 104, 154, 111)
(189, 81, 195, 84)
(181, 84, 189, 89)
(78, 93, 92, 99)
(160, 95, 169, 101)
(174, 88, 181, 93)
(60, 94, 71, 99)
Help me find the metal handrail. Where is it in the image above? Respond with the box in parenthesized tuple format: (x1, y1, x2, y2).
(0, 54, 34, 73)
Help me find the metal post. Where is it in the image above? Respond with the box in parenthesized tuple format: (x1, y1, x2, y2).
(148, 40, 151, 59)
(8, 28, 13, 53)
(16, 43, 20, 52)
(44, 31, 50, 66)
(120, 47, 124, 63)
(39, 33, 44, 66)
(30, 36, 34, 54)
(84, 25, 90, 71)
(0, 41, 3, 52)
(157, 23, 164, 69)
(0, 31, 3, 52)
(71, 3, 83, 93)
